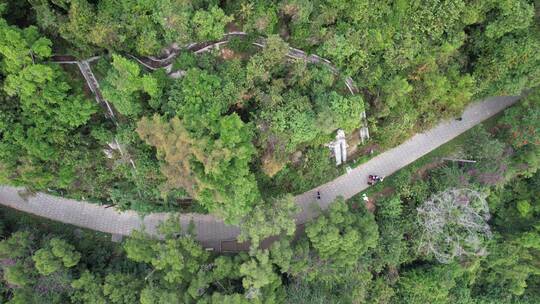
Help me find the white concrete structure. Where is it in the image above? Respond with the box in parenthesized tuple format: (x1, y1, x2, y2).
(360, 111, 370, 144)
(328, 129, 348, 165)
(360, 127, 370, 144)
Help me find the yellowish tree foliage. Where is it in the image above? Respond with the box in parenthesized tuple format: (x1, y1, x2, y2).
(136, 115, 196, 196)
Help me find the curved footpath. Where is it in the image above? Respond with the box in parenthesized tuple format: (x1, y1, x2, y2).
(0, 96, 520, 251)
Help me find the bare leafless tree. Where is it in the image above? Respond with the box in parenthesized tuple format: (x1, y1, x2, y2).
(417, 188, 492, 263)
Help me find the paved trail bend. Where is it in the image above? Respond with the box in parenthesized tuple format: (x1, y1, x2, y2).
(0, 96, 520, 251)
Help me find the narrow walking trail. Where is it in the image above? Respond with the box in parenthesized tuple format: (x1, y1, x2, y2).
(0, 96, 520, 251)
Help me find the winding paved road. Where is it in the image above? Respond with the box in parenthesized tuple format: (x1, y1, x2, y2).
(0, 96, 520, 251)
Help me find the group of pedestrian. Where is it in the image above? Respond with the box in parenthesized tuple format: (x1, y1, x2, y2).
(315, 173, 385, 200)
(368, 174, 384, 185)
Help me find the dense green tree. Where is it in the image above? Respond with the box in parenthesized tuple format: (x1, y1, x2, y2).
(240, 1, 279, 35)
(167, 68, 236, 133)
(0, 21, 94, 130)
(207, 293, 251, 303)
(268, 146, 339, 194)
(246, 35, 289, 84)
(367, 278, 395, 304)
(465, 125, 509, 185)
(137, 113, 260, 222)
(31, 0, 231, 55)
(71, 271, 107, 304)
(238, 194, 299, 250)
(395, 263, 464, 304)
(483, 0, 535, 39)
(102, 54, 160, 117)
(163, 66, 263, 221)
(305, 197, 378, 268)
(239, 250, 281, 300)
(376, 76, 413, 119)
(472, 30, 539, 96)
(513, 145, 540, 179)
(188, 255, 243, 300)
(372, 195, 408, 271)
(32, 249, 63, 275)
(124, 217, 209, 284)
(465, 126, 505, 161)
(139, 286, 182, 304)
(0, 16, 98, 194)
(103, 272, 143, 304)
(476, 172, 540, 296)
(317, 92, 365, 133)
(6, 289, 41, 304)
(3, 263, 34, 287)
(192, 6, 233, 41)
(479, 234, 540, 296)
(501, 88, 540, 149)
(50, 238, 81, 268)
(0, 231, 33, 259)
(259, 91, 318, 152)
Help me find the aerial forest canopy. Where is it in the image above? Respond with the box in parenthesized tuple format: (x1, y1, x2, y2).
(0, 0, 539, 303)
(1, 88, 540, 302)
(0, 0, 538, 222)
